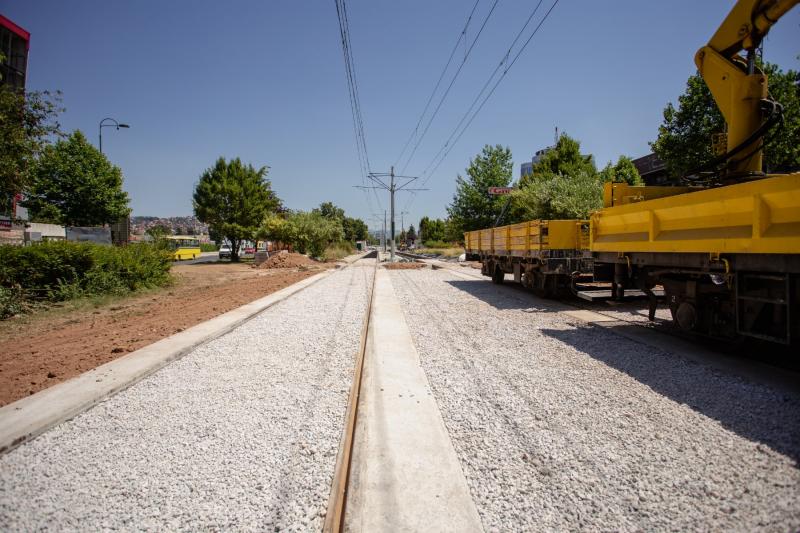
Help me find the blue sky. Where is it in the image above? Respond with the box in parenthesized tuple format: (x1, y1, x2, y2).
(4, 1, 799, 230)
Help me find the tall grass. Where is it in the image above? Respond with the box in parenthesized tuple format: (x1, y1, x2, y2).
(323, 242, 355, 262)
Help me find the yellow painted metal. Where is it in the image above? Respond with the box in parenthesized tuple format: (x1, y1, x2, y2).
(464, 219, 589, 255)
(167, 236, 202, 261)
(591, 173, 800, 254)
(708, 0, 798, 54)
(695, 45, 767, 174)
(603, 182, 698, 208)
(696, 0, 798, 175)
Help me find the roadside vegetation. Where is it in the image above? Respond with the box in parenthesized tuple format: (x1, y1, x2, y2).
(259, 201, 367, 261)
(0, 241, 172, 318)
(193, 157, 281, 262)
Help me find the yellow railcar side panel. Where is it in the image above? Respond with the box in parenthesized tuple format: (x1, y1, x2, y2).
(591, 173, 800, 254)
(465, 219, 589, 255)
(547, 220, 581, 249)
(480, 229, 492, 252)
(508, 222, 530, 251)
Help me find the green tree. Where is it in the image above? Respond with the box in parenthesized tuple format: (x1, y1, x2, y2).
(343, 216, 368, 242)
(282, 211, 344, 258)
(651, 63, 800, 177)
(1, 86, 63, 213)
(511, 170, 602, 220)
(443, 218, 463, 243)
(313, 201, 345, 221)
(419, 216, 447, 242)
(520, 134, 596, 187)
(24, 130, 130, 226)
(418, 216, 432, 242)
(599, 155, 642, 185)
(447, 144, 513, 233)
(193, 157, 281, 261)
(406, 224, 416, 242)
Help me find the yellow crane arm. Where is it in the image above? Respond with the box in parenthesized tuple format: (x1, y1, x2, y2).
(694, 0, 798, 176)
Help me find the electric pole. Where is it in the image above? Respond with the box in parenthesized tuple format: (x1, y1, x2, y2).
(354, 166, 427, 262)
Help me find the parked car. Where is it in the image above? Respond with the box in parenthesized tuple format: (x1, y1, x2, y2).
(219, 244, 231, 259)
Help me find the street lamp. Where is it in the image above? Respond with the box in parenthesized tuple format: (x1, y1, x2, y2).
(98, 117, 130, 153)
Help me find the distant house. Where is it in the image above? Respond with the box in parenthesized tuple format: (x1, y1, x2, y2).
(26, 223, 66, 242)
(632, 153, 669, 185)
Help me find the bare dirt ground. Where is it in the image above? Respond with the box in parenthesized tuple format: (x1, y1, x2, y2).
(382, 262, 427, 270)
(0, 260, 332, 406)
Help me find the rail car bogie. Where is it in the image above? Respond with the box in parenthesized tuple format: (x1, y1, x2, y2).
(465, 219, 592, 298)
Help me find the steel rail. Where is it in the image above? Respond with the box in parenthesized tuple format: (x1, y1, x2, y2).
(323, 252, 379, 532)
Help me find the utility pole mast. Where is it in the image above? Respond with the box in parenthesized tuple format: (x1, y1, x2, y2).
(389, 167, 396, 261)
(383, 210, 387, 253)
(354, 168, 427, 262)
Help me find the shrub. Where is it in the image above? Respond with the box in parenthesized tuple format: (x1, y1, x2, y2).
(423, 240, 450, 249)
(510, 170, 603, 221)
(323, 242, 354, 262)
(0, 241, 173, 310)
(200, 243, 218, 252)
(0, 286, 26, 318)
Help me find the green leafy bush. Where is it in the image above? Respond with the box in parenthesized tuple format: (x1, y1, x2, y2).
(264, 211, 345, 259)
(0, 286, 26, 318)
(422, 240, 450, 249)
(0, 241, 172, 309)
(511, 171, 603, 221)
(200, 243, 218, 252)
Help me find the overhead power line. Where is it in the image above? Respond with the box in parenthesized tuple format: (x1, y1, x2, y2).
(334, 0, 371, 182)
(404, 0, 561, 214)
(393, 0, 481, 168)
(397, 0, 500, 175)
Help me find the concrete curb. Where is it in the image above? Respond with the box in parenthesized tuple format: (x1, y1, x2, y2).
(0, 254, 367, 455)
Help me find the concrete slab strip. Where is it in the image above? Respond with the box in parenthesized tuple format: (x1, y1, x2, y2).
(0, 253, 368, 455)
(345, 269, 483, 532)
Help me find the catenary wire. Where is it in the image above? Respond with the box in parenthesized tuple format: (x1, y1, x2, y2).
(399, 0, 501, 175)
(403, 0, 561, 214)
(393, 0, 482, 168)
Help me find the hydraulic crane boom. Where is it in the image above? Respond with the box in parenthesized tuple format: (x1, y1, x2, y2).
(694, 0, 798, 178)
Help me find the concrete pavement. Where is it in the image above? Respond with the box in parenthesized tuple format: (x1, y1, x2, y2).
(345, 268, 483, 532)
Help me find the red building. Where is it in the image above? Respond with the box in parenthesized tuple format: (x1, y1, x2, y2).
(0, 14, 30, 90)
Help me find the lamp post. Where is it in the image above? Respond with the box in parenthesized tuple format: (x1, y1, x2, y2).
(98, 117, 130, 153)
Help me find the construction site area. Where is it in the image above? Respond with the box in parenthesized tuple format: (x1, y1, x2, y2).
(2, 0, 799, 531)
(0, 251, 798, 531)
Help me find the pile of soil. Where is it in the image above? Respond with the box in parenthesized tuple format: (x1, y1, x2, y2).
(383, 262, 427, 270)
(259, 251, 319, 269)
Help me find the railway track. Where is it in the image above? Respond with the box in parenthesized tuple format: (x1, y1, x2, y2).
(323, 252, 378, 532)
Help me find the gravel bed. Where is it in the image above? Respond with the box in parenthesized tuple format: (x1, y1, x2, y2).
(446, 264, 673, 323)
(391, 267, 800, 532)
(0, 259, 374, 531)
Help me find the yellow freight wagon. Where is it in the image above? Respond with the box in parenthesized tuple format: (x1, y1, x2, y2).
(590, 175, 800, 344)
(582, 0, 800, 346)
(464, 219, 590, 297)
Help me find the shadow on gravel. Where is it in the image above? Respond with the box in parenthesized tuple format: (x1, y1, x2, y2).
(541, 325, 800, 466)
(445, 279, 574, 313)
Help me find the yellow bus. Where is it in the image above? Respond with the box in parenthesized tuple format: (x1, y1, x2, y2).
(166, 236, 202, 261)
